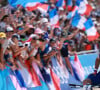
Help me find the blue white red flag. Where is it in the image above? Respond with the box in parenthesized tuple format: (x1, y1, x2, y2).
(71, 54, 85, 81)
(76, 0, 92, 16)
(84, 18, 99, 41)
(56, 0, 66, 9)
(67, 0, 73, 11)
(71, 12, 86, 30)
(8, 0, 47, 11)
(49, 8, 59, 26)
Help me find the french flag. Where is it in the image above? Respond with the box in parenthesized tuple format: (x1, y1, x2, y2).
(49, 8, 59, 26)
(26, 2, 42, 11)
(71, 54, 85, 81)
(9, 70, 27, 90)
(84, 18, 99, 41)
(71, 12, 86, 30)
(77, 0, 92, 16)
(8, 0, 48, 11)
(18, 62, 37, 88)
(25, 60, 41, 87)
(67, 6, 78, 19)
(56, 0, 66, 9)
(67, 0, 73, 11)
(50, 68, 61, 90)
(37, 4, 49, 14)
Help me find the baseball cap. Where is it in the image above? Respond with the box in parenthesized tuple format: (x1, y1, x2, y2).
(6, 26, 14, 32)
(41, 18, 48, 23)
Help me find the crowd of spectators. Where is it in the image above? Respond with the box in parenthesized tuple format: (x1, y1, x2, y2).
(0, 0, 100, 77)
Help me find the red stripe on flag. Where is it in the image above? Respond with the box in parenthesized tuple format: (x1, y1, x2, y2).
(50, 68, 61, 90)
(87, 32, 99, 41)
(25, 60, 41, 87)
(84, 4, 93, 16)
(26, 3, 41, 11)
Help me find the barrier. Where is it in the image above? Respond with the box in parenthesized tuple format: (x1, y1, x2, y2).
(0, 50, 99, 90)
(70, 50, 98, 78)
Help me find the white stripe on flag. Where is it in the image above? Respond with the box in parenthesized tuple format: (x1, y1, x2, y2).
(77, 16, 86, 29)
(50, 15, 59, 25)
(86, 26, 97, 36)
(26, 2, 38, 7)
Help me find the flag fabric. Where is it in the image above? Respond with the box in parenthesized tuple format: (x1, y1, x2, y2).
(67, 0, 73, 11)
(50, 68, 61, 90)
(84, 18, 99, 41)
(14, 70, 26, 87)
(56, 0, 66, 9)
(41, 67, 56, 90)
(18, 62, 36, 88)
(37, 4, 49, 14)
(71, 54, 85, 81)
(8, 0, 47, 11)
(78, 3, 92, 16)
(10, 75, 27, 90)
(9, 70, 27, 90)
(67, 6, 78, 19)
(0, 67, 16, 90)
(71, 12, 86, 30)
(25, 60, 41, 87)
(76, 0, 92, 16)
(49, 8, 59, 26)
(51, 56, 70, 90)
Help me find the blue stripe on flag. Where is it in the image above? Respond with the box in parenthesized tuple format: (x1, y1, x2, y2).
(49, 8, 57, 18)
(8, 0, 48, 7)
(14, 70, 26, 87)
(56, 0, 63, 7)
(71, 12, 81, 27)
(84, 18, 94, 30)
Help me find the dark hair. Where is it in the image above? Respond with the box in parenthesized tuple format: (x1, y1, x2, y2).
(1, 15, 9, 21)
(49, 38, 56, 43)
(12, 35, 18, 39)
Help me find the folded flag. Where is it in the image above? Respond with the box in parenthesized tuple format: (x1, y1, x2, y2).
(71, 12, 86, 30)
(71, 54, 85, 81)
(10, 75, 27, 90)
(25, 60, 41, 87)
(49, 8, 59, 26)
(14, 70, 26, 87)
(84, 18, 99, 41)
(18, 62, 36, 88)
(50, 68, 61, 90)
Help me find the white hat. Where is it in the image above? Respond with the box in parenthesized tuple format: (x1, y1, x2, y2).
(7, 26, 13, 32)
(41, 18, 48, 23)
